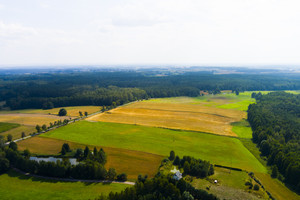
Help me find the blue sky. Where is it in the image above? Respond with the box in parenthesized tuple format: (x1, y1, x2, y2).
(0, 0, 300, 67)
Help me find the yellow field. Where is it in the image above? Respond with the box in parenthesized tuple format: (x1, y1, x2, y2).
(0, 106, 101, 117)
(0, 125, 36, 140)
(18, 137, 163, 180)
(87, 99, 246, 136)
(0, 114, 71, 126)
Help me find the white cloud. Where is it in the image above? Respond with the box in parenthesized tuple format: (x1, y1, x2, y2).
(0, 0, 300, 66)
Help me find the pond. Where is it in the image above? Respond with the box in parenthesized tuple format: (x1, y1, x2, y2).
(29, 157, 79, 165)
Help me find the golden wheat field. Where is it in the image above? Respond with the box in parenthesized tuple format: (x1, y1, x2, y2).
(87, 97, 246, 136)
(0, 114, 72, 126)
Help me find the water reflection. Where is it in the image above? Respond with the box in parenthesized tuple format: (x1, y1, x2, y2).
(29, 157, 79, 165)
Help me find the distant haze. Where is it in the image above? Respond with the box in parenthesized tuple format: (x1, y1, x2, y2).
(0, 0, 300, 67)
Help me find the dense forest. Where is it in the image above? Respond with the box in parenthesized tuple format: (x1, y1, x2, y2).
(2, 71, 300, 109)
(248, 92, 300, 192)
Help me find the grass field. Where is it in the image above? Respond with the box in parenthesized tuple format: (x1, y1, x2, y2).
(0, 106, 101, 117)
(41, 121, 266, 173)
(18, 137, 163, 180)
(191, 167, 268, 200)
(0, 125, 36, 140)
(88, 95, 249, 136)
(256, 173, 300, 200)
(0, 122, 20, 133)
(231, 119, 253, 138)
(0, 170, 129, 200)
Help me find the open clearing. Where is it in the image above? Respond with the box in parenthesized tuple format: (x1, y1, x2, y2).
(41, 121, 266, 173)
(191, 167, 268, 200)
(0, 106, 101, 117)
(87, 94, 250, 136)
(0, 170, 128, 200)
(18, 137, 163, 180)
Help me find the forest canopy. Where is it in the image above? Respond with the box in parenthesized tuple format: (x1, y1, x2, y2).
(2, 71, 300, 109)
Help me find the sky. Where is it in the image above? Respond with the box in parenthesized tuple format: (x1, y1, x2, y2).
(0, 0, 300, 67)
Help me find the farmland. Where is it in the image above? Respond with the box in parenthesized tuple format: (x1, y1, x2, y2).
(0, 122, 20, 133)
(0, 106, 101, 117)
(0, 106, 100, 141)
(41, 120, 266, 173)
(87, 94, 249, 136)
(7, 93, 300, 199)
(18, 137, 163, 180)
(0, 170, 128, 200)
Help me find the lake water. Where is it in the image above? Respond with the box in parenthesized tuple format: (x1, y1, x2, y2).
(29, 157, 79, 165)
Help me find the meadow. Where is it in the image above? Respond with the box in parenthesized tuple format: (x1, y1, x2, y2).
(41, 120, 266, 173)
(18, 137, 163, 180)
(0, 122, 20, 133)
(88, 95, 249, 136)
(0, 170, 129, 200)
(191, 167, 268, 200)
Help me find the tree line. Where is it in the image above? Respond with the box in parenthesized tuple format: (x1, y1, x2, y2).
(97, 174, 219, 200)
(0, 141, 127, 182)
(248, 92, 300, 192)
(2, 72, 300, 110)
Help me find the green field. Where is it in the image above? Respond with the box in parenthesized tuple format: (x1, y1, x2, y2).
(42, 120, 266, 173)
(0, 122, 20, 133)
(191, 167, 268, 200)
(0, 170, 129, 200)
(231, 120, 253, 138)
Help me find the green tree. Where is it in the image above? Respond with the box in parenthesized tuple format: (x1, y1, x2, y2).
(42, 124, 47, 131)
(93, 147, 98, 157)
(35, 125, 41, 132)
(183, 161, 191, 174)
(84, 146, 90, 158)
(7, 134, 13, 142)
(9, 142, 18, 151)
(84, 111, 88, 117)
(62, 143, 70, 152)
(79, 111, 83, 117)
(107, 168, 117, 180)
(253, 184, 259, 191)
(58, 108, 67, 116)
(117, 173, 127, 181)
(271, 165, 279, 178)
(61, 147, 66, 155)
(169, 150, 175, 161)
(0, 135, 5, 148)
(23, 149, 31, 159)
(21, 132, 26, 138)
(0, 158, 10, 174)
(75, 148, 83, 159)
(182, 191, 194, 200)
(173, 156, 180, 165)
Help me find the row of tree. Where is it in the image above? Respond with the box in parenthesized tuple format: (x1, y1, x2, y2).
(0, 142, 127, 181)
(97, 174, 219, 200)
(248, 92, 300, 192)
